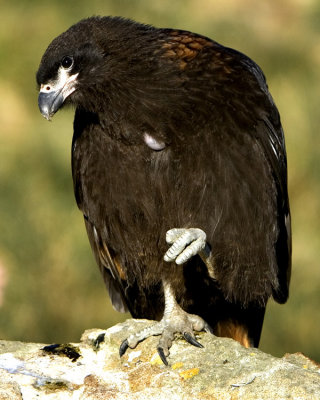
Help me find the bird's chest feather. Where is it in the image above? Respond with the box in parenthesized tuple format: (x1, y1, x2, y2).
(73, 123, 180, 257)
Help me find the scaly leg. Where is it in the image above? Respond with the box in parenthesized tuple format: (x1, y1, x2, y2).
(120, 279, 212, 365)
(119, 228, 215, 365)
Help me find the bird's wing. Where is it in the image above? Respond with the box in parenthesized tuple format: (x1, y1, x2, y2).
(84, 217, 129, 313)
(180, 38, 292, 301)
(240, 55, 292, 301)
(242, 55, 289, 200)
(174, 37, 292, 302)
(258, 114, 291, 302)
(71, 110, 129, 313)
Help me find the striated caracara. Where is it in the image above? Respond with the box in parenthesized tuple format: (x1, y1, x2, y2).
(36, 16, 291, 365)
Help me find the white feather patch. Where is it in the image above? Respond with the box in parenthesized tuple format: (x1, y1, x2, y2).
(143, 133, 165, 151)
(40, 69, 78, 100)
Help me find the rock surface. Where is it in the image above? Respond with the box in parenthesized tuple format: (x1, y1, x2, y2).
(0, 319, 319, 399)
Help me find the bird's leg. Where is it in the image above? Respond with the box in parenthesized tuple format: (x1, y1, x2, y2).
(164, 228, 216, 279)
(155, 280, 212, 364)
(119, 227, 215, 365)
(119, 280, 212, 365)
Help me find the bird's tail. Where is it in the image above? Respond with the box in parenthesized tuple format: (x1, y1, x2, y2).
(210, 304, 266, 348)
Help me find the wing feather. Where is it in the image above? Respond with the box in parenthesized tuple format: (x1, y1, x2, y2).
(84, 217, 129, 313)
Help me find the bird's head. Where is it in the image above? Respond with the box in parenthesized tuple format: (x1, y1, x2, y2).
(36, 17, 154, 120)
(37, 53, 79, 120)
(36, 18, 115, 120)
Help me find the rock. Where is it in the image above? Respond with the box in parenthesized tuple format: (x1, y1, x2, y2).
(0, 319, 319, 399)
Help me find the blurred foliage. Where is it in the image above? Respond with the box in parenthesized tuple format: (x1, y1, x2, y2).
(0, 0, 319, 361)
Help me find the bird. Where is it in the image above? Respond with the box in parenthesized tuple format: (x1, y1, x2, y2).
(36, 16, 291, 365)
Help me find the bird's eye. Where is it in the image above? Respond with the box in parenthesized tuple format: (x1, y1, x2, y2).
(61, 56, 74, 70)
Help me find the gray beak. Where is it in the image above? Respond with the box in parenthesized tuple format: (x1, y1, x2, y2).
(38, 90, 64, 120)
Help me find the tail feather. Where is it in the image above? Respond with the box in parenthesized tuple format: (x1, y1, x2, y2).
(211, 305, 266, 348)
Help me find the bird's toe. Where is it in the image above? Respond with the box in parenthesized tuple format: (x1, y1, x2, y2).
(119, 339, 129, 357)
(164, 228, 207, 264)
(183, 332, 203, 348)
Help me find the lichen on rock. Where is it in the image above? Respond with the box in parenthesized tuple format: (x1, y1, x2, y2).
(0, 319, 319, 399)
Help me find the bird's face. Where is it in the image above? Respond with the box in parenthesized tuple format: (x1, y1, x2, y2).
(37, 54, 79, 120)
(37, 29, 106, 120)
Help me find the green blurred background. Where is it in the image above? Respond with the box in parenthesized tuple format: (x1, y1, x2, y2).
(0, 0, 319, 361)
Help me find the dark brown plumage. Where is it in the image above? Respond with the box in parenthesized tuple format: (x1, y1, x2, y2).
(36, 16, 291, 363)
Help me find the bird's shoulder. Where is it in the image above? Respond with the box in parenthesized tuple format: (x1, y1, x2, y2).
(156, 28, 263, 83)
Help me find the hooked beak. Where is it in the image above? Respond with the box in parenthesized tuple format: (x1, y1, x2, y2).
(38, 70, 78, 120)
(38, 90, 64, 120)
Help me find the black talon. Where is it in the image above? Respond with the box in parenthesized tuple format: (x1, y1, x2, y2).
(119, 339, 129, 357)
(157, 346, 168, 366)
(204, 322, 214, 334)
(183, 332, 203, 348)
(93, 332, 105, 349)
